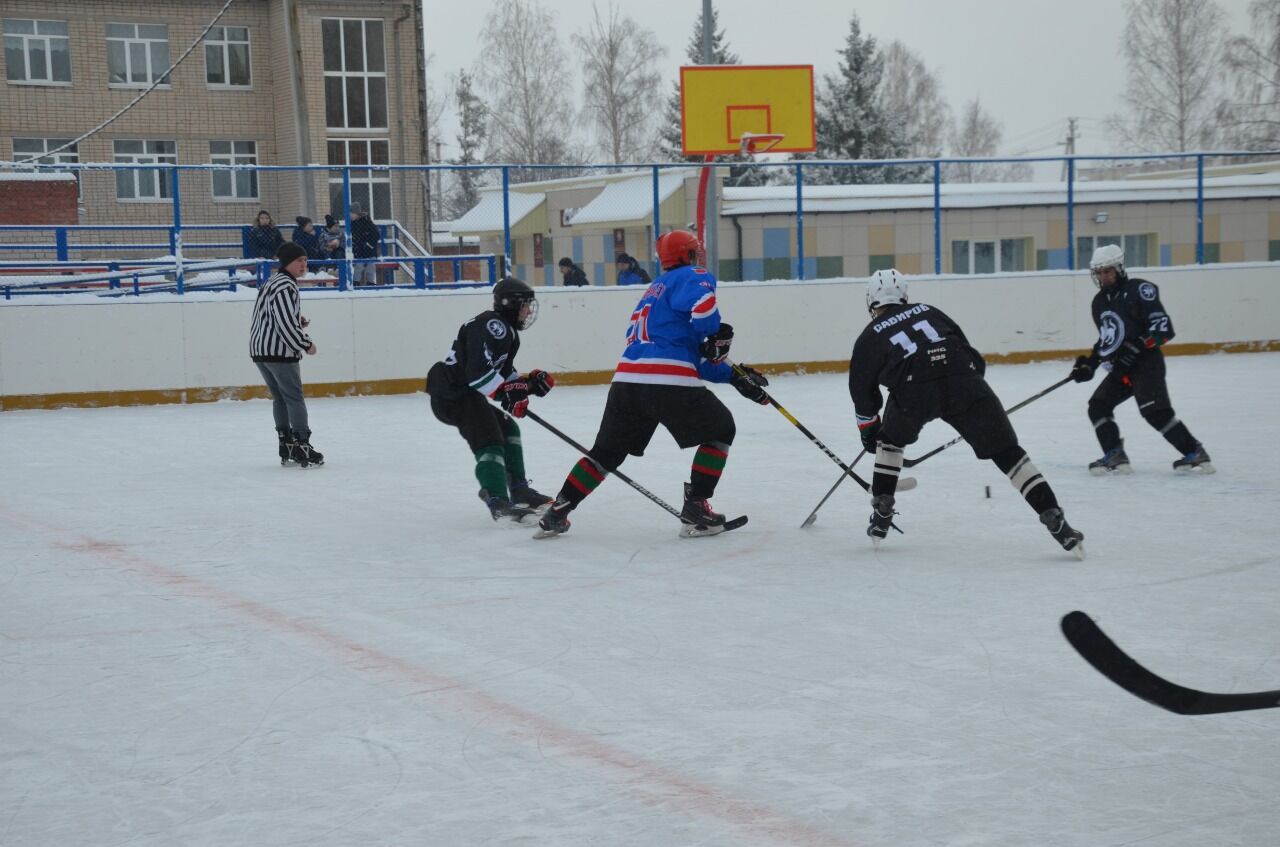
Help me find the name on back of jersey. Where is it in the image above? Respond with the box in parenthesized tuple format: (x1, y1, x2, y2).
(872, 303, 932, 333)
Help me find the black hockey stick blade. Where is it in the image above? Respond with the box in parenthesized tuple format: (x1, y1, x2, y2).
(1061, 611, 1280, 715)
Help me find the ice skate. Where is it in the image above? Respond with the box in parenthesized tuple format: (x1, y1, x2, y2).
(1088, 445, 1131, 475)
(289, 432, 324, 468)
(479, 489, 536, 524)
(533, 498, 573, 539)
(1172, 443, 1214, 474)
(1040, 507, 1086, 560)
(509, 479, 554, 512)
(867, 494, 896, 548)
(277, 428, 294, 466)
(679, 483, 728, 537)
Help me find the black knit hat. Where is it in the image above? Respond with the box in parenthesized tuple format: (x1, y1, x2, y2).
(295, 215, 311, 228)
(276, 242, 307, 266)
(558, 257, 573, 268)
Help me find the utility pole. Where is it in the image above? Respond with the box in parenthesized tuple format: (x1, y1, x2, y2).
(434, 140, 444, 221)
(701, 0, 719, 274)
(1060, 117, 1079, 182)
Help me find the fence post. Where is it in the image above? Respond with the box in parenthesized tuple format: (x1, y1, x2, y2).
(501, 166, 511, 276)
(341, 168, 352, 291)
(794, 163, 805, 280)
(414, 256, 425, 288)
(171, 166, 184, 294)
(1196, 154, 1205, 265)
(1066, 157, 1076, 271)
(651, 165, 661, 276)
(55, 227, 69, 262)
(933, 161, 942, 274)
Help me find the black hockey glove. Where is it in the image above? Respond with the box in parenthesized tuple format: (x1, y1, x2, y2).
(1112, 341, 1142, 375)
(497, 377, 530, 417)
(858, 416, 882, 453)
(526, 369, 555, 397)
(730, 363, 769, 404)
(1070, 354, 1096, 383)
(700, 323, 734, 364)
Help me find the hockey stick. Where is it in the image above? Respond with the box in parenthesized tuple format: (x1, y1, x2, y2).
(799, 449, 865, 528)
(800, 376, 1071, 528)
(726, 361, 915, 498)
(1061, 611, 1280, 715)
(903, 376, 1073, 468)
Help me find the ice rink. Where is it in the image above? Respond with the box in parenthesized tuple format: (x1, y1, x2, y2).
(3, 353, 1278, 847)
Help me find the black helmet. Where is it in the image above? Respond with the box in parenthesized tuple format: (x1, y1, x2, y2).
(493, 276, 538, 329)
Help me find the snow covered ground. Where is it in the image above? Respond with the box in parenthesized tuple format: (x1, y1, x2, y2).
(3, 354, 1278, 847)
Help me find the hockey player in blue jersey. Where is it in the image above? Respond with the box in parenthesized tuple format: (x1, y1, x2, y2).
(533, 229, 770, 538)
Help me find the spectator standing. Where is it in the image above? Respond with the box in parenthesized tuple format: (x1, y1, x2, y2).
(249, 242, 323, 468)
(557, 257, 590, 286)
(247, 210, 283, 260)
(615, 253, 652, 286)
(349, 202, 381, 286)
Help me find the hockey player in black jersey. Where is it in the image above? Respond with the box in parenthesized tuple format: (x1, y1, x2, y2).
(1069, 245, 1212, 474)
(426, 277, 557, 522)
(850, 269, 1085, 558)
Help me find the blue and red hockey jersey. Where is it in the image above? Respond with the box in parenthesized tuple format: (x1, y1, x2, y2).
(613, 264, 733, 387)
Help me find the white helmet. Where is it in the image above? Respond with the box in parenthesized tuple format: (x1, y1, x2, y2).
(866, 269, 908, 313)
(1089, 244, 1126, 287)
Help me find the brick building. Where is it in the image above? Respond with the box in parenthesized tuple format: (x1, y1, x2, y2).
(1, 0, 427, 245)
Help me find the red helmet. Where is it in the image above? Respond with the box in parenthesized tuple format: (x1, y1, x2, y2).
(656, 229, 700, 270)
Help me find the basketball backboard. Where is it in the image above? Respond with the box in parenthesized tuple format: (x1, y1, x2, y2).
(679, 65, 816, 157)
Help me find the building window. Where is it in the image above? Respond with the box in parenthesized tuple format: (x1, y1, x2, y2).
(210, 140, 257, 200)
(204, 25, 250, 87)
(3, 19, 71, 84)
(1077, 233, 1153, 268)
(106, 23, 170, 87)
(321, 18, 387, 130)
(113, 139, 176, 201)
(951, 238, 1030, 274)
(12, 138, 80, 195)
(326, 138, 391, 218)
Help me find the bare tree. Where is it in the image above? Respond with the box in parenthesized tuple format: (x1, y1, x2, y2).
(1107, 0, 1229, 152)
(573, 4, 665, 164)
(1219, 0, 1280, 150)
(878, 40, 950, 160)
(424, 55, 450, 219)
(946, 98, 1032, 183)
(445, 71, 489, 220)
(475, 0, 583, 177)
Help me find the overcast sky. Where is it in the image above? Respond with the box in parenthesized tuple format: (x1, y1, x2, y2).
(423, 0, 1255, 163)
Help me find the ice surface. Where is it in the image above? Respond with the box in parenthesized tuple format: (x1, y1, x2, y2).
(2, 354, 1278, 846)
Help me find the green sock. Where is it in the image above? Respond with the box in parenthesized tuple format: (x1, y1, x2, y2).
(500, 418, 527, 482)
(474, 445, 508, 499)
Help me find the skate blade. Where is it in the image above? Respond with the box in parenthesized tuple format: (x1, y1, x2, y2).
(1069, 541, 1086, 561)
(1175, 462, 1215, 475)
(679, 523, 726, 538)
(1089, 464, 1132, 476)
(532, 525, 566, 539)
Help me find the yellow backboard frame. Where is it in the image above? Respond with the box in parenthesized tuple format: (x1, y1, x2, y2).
(679, 65, 816, 157)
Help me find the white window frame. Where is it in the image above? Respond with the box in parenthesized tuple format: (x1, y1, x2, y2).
(209, 140, 258, 201)
(326, 138, 392, 219)
(204, 25, 250, 89)
(3, 18, 71, 85)
(106, 22, 170, 88)
(12, 138, 80, 196)
(950, 237, 1030, 274)
(320, 18, 388, 131)
(1077, 233, 1154, 269)
(113, 139, 176, 202)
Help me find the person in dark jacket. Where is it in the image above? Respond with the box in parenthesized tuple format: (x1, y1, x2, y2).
(249, 242, 322, 467)
(615, 253, 652, 286)
(247, 210, 284, 260)
(557, 257, 589, 286)
(291, 216, 327, 260)
(349, 202, 381, 285)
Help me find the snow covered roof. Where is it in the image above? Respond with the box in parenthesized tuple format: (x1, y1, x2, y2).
(570, 171, 690, 226)
(721, 172, 1280, 216)
(0, 171, 77, 181)
(450, 190, 545, 235)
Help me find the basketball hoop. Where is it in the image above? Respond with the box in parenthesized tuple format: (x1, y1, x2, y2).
(738, 132, 785, 156)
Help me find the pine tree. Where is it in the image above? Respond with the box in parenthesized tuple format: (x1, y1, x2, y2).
(811, 12, 907, 184)
(446, 71, 488, 219)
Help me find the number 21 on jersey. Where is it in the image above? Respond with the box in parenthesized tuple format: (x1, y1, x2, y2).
(889, 319, 943, 355)
(626, 304, 652, 344)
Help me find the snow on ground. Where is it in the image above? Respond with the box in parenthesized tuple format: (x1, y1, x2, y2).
(2, 354, 1278, 847)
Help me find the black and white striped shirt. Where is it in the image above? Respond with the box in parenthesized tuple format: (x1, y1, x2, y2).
(249, 271, 313, 361)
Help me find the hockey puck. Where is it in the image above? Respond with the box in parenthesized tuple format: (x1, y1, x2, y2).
(984, 485, 991, 499)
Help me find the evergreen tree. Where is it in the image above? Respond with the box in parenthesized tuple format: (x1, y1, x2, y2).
(446, 71, 489, 219)
(811, 12, 907, 184)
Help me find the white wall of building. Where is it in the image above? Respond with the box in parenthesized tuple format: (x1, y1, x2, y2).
(2, 263, 1276, 408)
